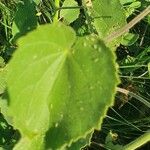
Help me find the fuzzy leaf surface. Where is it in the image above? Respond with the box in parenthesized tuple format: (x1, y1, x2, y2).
(7, 23, 118, 149)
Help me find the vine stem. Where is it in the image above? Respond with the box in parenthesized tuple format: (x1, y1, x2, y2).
(105, 6, 150, 43)
(53, 0, 60, 23)
(123, 131, 150, 150)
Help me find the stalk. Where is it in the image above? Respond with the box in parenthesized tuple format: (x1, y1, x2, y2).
(105, 6, 150, 43)
(53, 0, 59, 23)
(117, 87, 150, 108)
(123, 131, 150, 150)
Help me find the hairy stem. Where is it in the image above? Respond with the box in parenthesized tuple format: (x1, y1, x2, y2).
(105, 6, 150, 43)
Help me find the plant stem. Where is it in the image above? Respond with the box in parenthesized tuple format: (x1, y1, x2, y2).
(57, 6, 82, 10)
(105, 6, 150, 43)
(123, 131, 150, 150)
(117, 87, 150, 108)
(53, 0, 60, 23)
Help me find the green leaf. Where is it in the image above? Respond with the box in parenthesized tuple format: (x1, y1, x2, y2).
(148, 63, 150, 77)
(105, 131, 124, 150)
(33, 0, 40, 5)
(121, 33, 139, 46)
(12, 0, 37, 38)
(0, 68, 12, 124)
(0, 57, 5, 68)
(119, 0, 136, 5)
(0, 68, 6, 95)
(129, 1, 141, 9)
(65, 134, 90, 150)
(125, 1, 141, 17)
(0, 97, 13, 125)
(14, 135, 44, 150)
(7, 23, 118, 149)
(60, 0, 80, 23)
(0, 98, 8, 120)
(148, 14, 150, 25)
(91, 0, 126, 42)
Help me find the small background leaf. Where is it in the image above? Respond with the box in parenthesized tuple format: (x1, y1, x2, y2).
(123, 1, 141, 17)
(91, 0, 126, 40)
(12, 0, 37, 39)
(65, 133, 91, 150)
(13, 136, 44, 150)
(121, 33, 139, 46)
(0, 68, 6, 95)
(105, 132, 124, 150)
(119, 0, 135, 5)
(148, 63, 150, 77)
(60, 0, 80, 23)
(0, 57, 5, 68)
(33, 0, 40, 5)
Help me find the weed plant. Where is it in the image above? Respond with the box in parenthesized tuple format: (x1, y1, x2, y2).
(0, 0, 149, 149)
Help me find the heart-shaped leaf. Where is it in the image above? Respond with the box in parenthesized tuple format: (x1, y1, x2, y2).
(7, 23, 119, 149)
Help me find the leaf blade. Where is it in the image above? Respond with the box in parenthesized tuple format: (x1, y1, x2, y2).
(7, 23, 118, 149)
